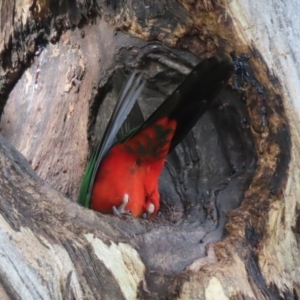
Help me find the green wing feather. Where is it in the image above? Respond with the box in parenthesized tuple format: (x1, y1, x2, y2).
(77, 71, 145, 208)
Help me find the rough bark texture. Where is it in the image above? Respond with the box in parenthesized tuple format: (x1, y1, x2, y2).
(0, 0, 299, 299)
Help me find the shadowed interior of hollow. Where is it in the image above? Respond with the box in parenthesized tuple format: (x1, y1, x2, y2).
(93, 53, 257, 275)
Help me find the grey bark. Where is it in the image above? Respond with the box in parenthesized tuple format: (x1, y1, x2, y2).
(0, 0, 299, 299)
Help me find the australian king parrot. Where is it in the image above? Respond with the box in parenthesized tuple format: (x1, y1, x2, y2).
(78, 56, 234, 218)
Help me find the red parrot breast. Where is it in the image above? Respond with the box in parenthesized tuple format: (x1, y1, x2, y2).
(91, 117, 177, 217)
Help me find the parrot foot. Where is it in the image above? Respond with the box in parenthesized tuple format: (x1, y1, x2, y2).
(113, 194, 132, 216)
(142, 203, 155, 219)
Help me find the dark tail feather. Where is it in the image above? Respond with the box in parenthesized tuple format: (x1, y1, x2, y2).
(135, 56, 234, 153)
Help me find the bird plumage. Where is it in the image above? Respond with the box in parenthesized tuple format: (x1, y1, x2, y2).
(78, 56, 234, 217)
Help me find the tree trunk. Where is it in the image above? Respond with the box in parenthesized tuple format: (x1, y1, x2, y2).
(0, 0, 299, 299)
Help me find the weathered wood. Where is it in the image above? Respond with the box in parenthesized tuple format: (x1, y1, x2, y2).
(227, 0, 300, 295)
(0, 0, 299, 299)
